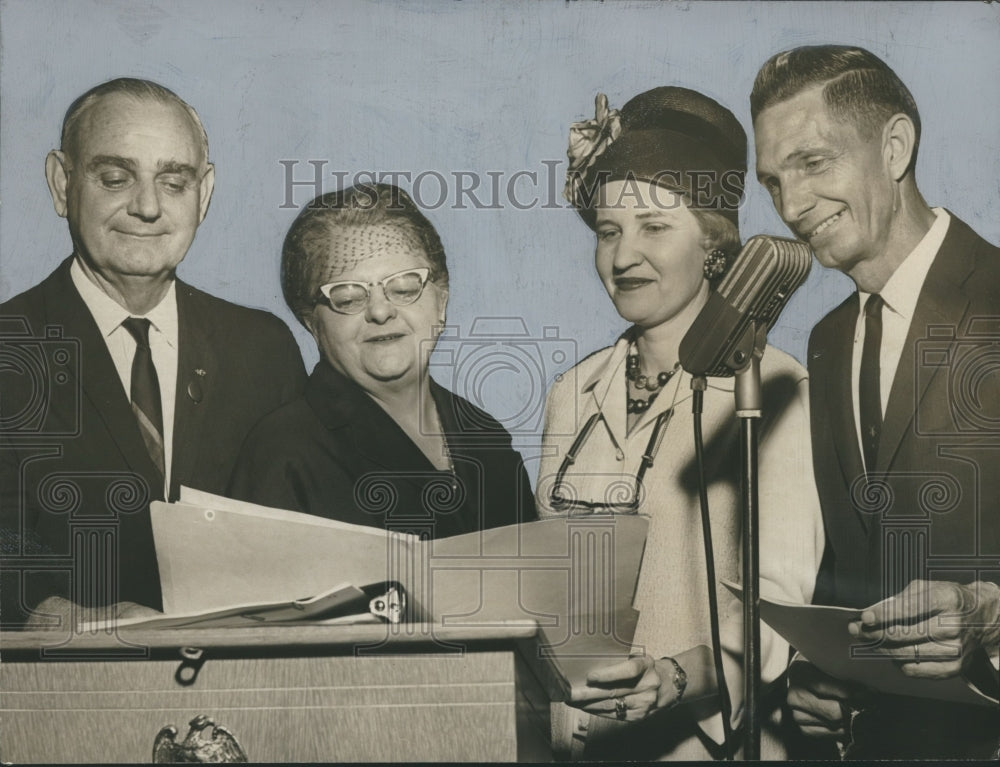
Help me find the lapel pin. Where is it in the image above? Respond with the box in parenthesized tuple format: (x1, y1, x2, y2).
(187, 372, 205, 404)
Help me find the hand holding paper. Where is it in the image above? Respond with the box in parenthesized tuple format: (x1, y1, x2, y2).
(786, 658, 870, 740)
(848, 578, 1000, 680)
(723, 580, 996, 706)
(570, 655, 663, 721)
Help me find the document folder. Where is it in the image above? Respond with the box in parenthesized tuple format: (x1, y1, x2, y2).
(147, 488, 648, 691)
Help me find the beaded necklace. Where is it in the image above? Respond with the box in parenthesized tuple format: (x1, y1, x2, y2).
(625, 352, 680, 414)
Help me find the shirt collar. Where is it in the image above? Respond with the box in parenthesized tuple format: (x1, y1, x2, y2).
(581, 333, 631, 395)
(858, 208, 950, 320)
(581, 329, 736, 396)
(579, 329, 731, 443)
(70, 256, 179, 347)
(145, 281, 179, 349)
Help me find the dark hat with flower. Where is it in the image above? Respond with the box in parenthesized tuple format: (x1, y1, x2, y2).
(564, 87, 747, 229)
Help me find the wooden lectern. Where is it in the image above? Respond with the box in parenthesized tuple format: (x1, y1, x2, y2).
(1, 621, 564, 763)
(2, 510, 647, 762)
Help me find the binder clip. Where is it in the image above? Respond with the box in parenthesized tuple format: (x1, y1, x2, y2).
(369, 583, 406, 624)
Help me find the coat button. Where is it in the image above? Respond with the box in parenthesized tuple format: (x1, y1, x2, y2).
(187, 380, 203, 404)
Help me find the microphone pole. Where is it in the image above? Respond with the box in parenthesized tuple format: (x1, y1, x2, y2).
(727, 322, 768, 761)
(679, 235, 812, 760)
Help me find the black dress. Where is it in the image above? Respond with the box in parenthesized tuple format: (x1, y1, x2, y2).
(228, 360, 537, 538)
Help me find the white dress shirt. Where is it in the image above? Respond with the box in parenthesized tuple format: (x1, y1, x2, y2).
(852, 208, 950, 468)
(70, 257, 178, 495)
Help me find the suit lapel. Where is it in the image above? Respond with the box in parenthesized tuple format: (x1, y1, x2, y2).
(821, 296, 869, 526)
(170, 282, 215, 500)
(876, 216, 975, 474)
(44, 259, 163, 495)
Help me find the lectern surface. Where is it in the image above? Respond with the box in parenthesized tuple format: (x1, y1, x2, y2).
(1, 621, 555, 763)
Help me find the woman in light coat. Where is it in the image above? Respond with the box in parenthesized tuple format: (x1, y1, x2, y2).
(536, 86, 824, 760)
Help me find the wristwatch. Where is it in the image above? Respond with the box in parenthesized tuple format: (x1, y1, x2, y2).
(663, 656, 687, 708)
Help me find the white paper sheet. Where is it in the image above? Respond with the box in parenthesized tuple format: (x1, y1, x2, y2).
(152, 489, 648, 691)
(154, 490, 407, 615)
(724, 581, 996, 706)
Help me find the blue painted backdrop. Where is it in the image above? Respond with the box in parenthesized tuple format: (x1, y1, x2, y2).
(2, 0, 998, 462)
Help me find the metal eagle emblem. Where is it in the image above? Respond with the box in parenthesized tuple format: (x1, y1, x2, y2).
(152, 715, 248, 763)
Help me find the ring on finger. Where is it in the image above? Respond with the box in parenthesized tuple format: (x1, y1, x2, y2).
(614, 696, 628, 721)
(914, 645, 920, 665)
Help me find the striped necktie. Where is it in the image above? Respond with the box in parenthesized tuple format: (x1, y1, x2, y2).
(121, 317, 165, 484)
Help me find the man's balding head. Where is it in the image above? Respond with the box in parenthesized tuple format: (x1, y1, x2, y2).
(60, 78, 210, 170)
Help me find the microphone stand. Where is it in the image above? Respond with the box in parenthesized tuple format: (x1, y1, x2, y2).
(727, 321, 768, 760)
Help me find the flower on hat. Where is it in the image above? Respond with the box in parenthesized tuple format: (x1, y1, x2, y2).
(563, 93, 622, 207)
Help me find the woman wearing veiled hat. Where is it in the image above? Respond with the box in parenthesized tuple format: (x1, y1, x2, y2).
(536, 88, 824, 759)
(229, 183, 537, 537)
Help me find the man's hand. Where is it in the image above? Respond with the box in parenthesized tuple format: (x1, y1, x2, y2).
(787, 659, 868, 739)
(24, 595, 76, 631)
(25, 596, 161, 631)
(848, 579, 1000, 679)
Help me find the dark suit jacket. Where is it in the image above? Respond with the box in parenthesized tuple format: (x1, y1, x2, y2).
(807, 214, 1000, 758)
(0, 258, 306, 618)
(227, 360, 538, 537)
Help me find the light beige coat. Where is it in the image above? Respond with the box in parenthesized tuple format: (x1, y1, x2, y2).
(537, 335, 824, 760)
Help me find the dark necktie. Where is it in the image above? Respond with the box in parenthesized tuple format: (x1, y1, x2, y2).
(859, 294, 884, 474)
(122, 317, 165, 484)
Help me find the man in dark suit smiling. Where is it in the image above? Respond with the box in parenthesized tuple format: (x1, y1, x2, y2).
(750, 46, 1000, 758)
(0, 78, 305, 628)
(751, 45, 1000, 759)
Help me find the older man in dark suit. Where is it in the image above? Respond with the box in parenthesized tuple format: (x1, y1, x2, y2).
(752, 46, 1000, 759)
(0, 78, 305, 629)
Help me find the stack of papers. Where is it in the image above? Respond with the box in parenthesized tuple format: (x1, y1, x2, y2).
(100, 583, 374, 630)
(139, 488, 649, 691)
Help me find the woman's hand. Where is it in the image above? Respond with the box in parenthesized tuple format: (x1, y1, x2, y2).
(569, 655, 683, 721)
